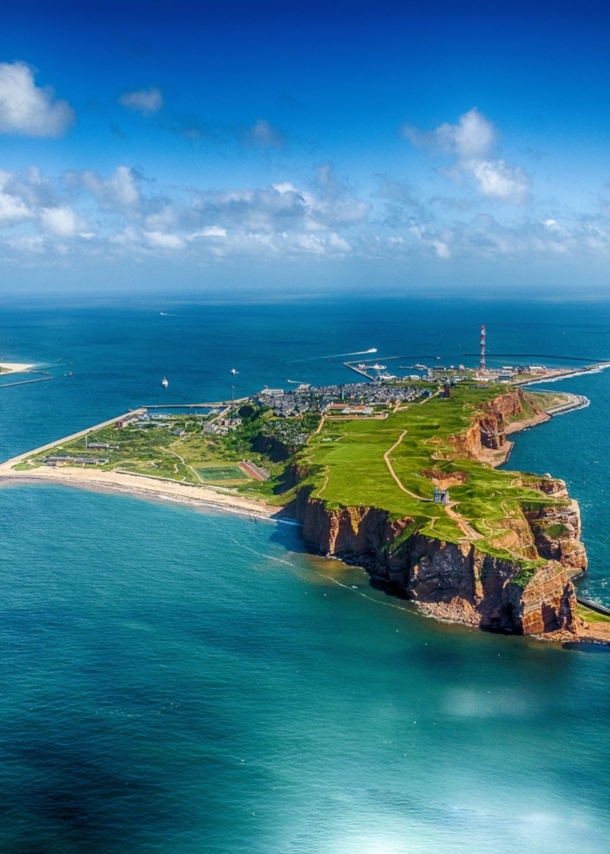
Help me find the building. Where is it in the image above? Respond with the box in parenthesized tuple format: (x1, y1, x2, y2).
(115, 414, 139, 428)
(40, 455, 109, 467)
(433, 488, 450, 505)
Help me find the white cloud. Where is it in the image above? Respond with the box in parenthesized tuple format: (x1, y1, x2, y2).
(67, 166, 141, 210)
(143, 230, 186, 250)
(7, 162, 610, 266)
(39, 205, 83, 237)
(471, 159, 530, 203)
(245, 119, 284, 147)
(404, 108, 531, 204)
(119, 88, 163, 115)
(0, 170, 33, 226)
(144, 207, 177, 232)
(327, 233, 352, 252)
(189, 226, 227, 239)
(5, 233, 45, 253)
(0, 62, 74, 137)
(193, 170, 369, 235)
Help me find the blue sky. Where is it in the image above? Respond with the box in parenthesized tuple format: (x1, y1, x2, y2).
(1, 0, 610, 294)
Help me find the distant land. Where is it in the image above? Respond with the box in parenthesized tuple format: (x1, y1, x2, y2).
(2, 365, 609, 644)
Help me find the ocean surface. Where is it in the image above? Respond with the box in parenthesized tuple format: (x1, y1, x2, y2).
(0, 295, 609, 853)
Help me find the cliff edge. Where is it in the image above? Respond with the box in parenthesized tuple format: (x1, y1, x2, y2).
(296, 493, 579, 635)
(294, 387, 588, 637)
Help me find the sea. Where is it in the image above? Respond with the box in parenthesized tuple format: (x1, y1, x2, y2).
(0, 295, 609, 853)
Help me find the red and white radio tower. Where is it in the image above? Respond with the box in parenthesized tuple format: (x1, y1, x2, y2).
(479, 325, 486, 374)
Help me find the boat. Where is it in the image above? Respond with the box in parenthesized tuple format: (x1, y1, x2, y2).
(231, 368, 238, 375)
(64, 371, 73, 377)
(161, 377, 169, 388)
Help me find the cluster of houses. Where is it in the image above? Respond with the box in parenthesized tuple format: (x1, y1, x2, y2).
(258, 417, 312, 448)
(203, 417, 242, 436)
(115, 411, 196, 437)
(38, 455, 109, 467)
(254, 381, 424, 418)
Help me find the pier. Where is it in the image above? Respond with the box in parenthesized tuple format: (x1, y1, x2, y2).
(0, 377, 54, 389)
(342, 361, 375, 380)
(142, 399, 248, 409)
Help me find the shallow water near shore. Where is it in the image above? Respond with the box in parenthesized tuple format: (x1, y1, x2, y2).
(0, 297, 610, 852)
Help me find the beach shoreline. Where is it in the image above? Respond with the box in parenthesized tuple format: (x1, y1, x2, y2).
(0, 362, 34, 375)
(0, 465, 279, 520)
(0, 389, 586, 524)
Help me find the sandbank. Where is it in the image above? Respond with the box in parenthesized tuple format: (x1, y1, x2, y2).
(0, 362, 34, 374)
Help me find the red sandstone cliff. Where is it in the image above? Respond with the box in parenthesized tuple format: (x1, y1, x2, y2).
(293, 390, 585, 637)
(447, 388, 543, 456)
(296, 493, 580, 636)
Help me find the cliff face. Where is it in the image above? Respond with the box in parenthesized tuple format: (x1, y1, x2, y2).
(297, 494, 579, 635)
(449, 388, 536, 455)
(524, 498, 587, 576)
(292, 388, 587, 637)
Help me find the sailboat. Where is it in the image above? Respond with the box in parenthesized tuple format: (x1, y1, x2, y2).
(161, 376, 169, 388)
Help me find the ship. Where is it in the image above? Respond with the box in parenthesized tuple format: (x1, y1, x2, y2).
(161, 377, 169, 388)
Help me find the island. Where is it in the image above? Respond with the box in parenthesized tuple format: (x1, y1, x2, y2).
(1, 374, 608, 643)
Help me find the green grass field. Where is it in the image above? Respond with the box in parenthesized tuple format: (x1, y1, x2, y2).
(576, 605, 610, 624)
(20, 386, 574, 568)
(195, 465, 249, 481)
(296, 384, 569, 562)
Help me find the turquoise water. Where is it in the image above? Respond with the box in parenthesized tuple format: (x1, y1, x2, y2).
(0, 297, 609, 852)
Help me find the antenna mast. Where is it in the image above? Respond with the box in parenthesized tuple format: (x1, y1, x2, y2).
(479, 325, 486, 375)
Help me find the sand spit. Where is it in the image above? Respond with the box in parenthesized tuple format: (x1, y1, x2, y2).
(0, 362, 34, 374)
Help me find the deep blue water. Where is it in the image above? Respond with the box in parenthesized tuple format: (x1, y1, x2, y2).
(0, 296, 609, 853)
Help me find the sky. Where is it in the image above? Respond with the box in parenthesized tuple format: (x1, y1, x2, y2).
(1, 0, 610, 296)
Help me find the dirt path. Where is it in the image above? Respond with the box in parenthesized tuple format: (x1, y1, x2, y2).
(315, 467, 330, 499)
(383, 431, 427, 500)
(308, 415, 326, 442)
(383, 431, 478, 541)
(160, 445, 196, 483)
(445, 503, 480, 540)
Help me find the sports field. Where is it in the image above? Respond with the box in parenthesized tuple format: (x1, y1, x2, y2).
(195, 465, 249, 481)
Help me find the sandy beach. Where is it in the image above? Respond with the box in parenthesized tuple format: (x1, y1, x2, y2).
(0, 462, 278, 519)
(0, 362, 34, 375)
(0, 405, 277, 520)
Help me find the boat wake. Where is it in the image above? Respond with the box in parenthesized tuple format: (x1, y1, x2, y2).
(287, 348, 377, 363)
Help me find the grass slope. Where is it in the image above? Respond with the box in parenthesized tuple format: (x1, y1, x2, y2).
(296, 385, 565, 563)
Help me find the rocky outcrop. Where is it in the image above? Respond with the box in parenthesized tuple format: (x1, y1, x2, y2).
(296, 492, 581, 636)
(524, 497, 587, 576)
(292, 389, 586, 638)
(478, 415, 505, 450)
(482, 390, 525, 419)
(446, 422, 481, 456)
(448, 388, 539, 455)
